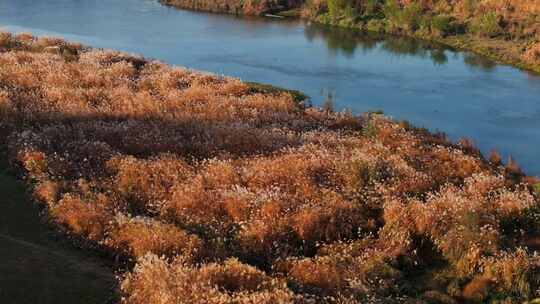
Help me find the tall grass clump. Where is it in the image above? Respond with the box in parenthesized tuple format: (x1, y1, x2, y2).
(0, 32, 539, 303)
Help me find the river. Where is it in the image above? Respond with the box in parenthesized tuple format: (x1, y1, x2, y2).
(1, 0, 540, 175)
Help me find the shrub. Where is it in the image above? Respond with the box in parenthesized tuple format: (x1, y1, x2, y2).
(400, 2, 423, 32)
(534, 183, 540, 197)
(489, 149, 503, 166)
(523, 42, 540, 65)
(106, 215, 203, 260)
(107, 155, 193, 214)
(383, 1, 423, 32)
(327, 0, 343, 20)
(367, 19, 386, 32)
(33, 180, 63, 206)
(0, 32, 16, 51)
(470, 12, 502, 37)
(480, 249, 538, 300)
(364, 0, 383, 16)
(121, 255, 296, 304)
(284, 243, 402, 298)
(49, 193, 113, 241)
(431, 15, 453, 36)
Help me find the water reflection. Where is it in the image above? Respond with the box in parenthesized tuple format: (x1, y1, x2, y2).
(463, 53, 497, 72)
(304, 23, 514, 69)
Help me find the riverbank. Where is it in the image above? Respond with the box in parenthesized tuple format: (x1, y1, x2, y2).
(1, 31, 540, 303)
(159, 0, 540, 74)
(331, 25, 540, 75)
(159, 0, 303, 16)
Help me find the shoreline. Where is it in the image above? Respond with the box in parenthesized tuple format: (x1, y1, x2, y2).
(159, 1, 540, 75)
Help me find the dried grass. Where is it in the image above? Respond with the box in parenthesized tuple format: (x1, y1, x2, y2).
(1, 32, 539, 303)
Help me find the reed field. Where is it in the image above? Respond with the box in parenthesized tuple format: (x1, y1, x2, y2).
(0, 32, 539, 303)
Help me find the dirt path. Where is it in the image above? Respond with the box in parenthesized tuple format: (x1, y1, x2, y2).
(0, 169, 116, 304)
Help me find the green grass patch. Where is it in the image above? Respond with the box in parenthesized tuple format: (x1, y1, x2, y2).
(246, 81, 309, 104)
(533, 183, 540, 197)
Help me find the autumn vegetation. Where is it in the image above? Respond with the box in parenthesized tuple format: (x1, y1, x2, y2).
(160, 0, 304, 15)
(307, 0, 540, 71)
(1, 32, 540, 303)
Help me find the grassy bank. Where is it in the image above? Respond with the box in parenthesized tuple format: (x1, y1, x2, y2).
(437, 35, 540, 74)
(1, 32, 540, 303)
(304, 0, 540, 72)
(310, 0, 540, 74)
(245, 81, 309, 104)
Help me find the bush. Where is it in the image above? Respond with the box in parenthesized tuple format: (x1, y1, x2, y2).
(534, 183, 540, 196)
(523, 42, 540, 65)
(470, 12, 502, 37)
(382, 0, 401, 30)
(327, 0, 341, 19)
(400, 3, 423, 32)
(366, 19, 386, 32)
(121, 255, 296, 304)
(364, 0, 383, 16)
(431, 15, 453, 36)
(326, 0, 356, 21)
(382, 1, 423, 33)
(106, 215, 203, 260)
